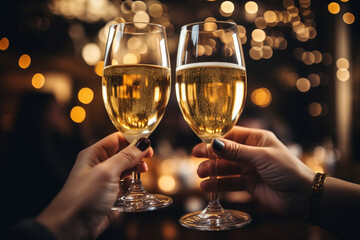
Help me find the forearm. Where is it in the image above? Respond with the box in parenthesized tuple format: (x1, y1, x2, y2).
(317, 177, 360, 237)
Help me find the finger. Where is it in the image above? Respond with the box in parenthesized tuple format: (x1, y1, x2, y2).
(225, 126, 274, 147)
(192, 142, 208, 158)
(101, 138, 152, 176)
(197, 159, 243, 178)
(211, 138, 261, 165)
(77, 132, 130, 166)
(200, 177, 246, 192)
(120, 161, 148, 178)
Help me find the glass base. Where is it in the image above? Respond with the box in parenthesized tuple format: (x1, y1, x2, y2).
(179, 208, 251, 231)
(111, 193, 172, 212)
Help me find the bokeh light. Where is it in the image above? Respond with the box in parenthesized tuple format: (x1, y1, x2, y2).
(78, 87, 94, 104)
(149, 3, 163, 18)
(309, 102, 322, 117)
(249, 47, 263, 60)
(158, 175, 176, 193)
(328, 2, 340, 14)
(133, 11, 150, 24)
(245, 1, 258, 14)
(131, 1, 147, 12)
(18, 54, 31, 69)
(220, 1, 235, 17)
(336, 58, 349, 69)
(251, 88, 272, 107)
(0, 37, 9, 50)
(94, 61, 104, 77)
(32, 73, 45, 89)
(82, 43, 101, 66)
(296, 78, 311, 92)
(336, 69, 350, 81)
(123, 53, 139, 64)
(255, 17, 267, 29)
(70, 106, 86, 123)
(252, 29, 266, 42)
(343, 12, 355, 24)
(264, 10, 277, 23)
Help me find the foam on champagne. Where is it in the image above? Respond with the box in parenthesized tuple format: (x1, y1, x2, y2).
(176, 62, 246, 72)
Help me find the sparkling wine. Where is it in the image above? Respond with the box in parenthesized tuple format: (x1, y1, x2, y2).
(103, 64, 171, 143)
(176, 62, 246, 141)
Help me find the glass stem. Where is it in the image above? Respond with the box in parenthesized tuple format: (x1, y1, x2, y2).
(206, 143, 221, 210)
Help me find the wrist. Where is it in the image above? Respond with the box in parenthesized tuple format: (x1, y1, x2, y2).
(36, 194, 89, 240)
(293, 168, 316, 218)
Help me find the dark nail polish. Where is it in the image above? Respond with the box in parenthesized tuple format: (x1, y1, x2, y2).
(135, 138, 150, 151)
(212, 139, 224, 151)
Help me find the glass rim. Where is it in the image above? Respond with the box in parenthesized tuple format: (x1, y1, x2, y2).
(180, 21, 238, 31)
(110, 21, 166, 31)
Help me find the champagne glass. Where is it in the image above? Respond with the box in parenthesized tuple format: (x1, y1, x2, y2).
(102, 22, 172, 212)
(176, 21, 251, 230)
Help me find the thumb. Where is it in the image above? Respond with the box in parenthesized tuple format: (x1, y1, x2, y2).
(212, 138, 259, 165)
(102, 138, 152, 176)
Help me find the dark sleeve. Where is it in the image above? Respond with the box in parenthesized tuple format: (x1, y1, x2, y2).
(4, 218, 57, 240)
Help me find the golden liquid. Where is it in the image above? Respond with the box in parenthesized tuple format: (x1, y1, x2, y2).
(103, 64, 171, 143)
(176, 62, 246, 142)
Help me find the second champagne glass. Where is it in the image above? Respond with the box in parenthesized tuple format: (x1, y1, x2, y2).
(102, 22, 172, 212)
(176, 21, 251, 230)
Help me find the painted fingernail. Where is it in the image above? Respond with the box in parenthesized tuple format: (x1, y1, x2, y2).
(212, 139, 225, 151)
(135, 138, 150, 151)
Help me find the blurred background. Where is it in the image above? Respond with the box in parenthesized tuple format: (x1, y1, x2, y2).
(0, 0, 359, 239)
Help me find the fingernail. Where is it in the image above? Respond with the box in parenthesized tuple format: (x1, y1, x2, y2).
(212, 139, 224, 151)
(135, 138, 150, 151)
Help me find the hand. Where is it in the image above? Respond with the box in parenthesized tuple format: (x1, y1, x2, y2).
(36, 133, 153, 240)
(194, 126, 315, 217)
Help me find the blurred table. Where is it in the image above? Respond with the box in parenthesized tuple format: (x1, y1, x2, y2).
(98, 194, 338, 240)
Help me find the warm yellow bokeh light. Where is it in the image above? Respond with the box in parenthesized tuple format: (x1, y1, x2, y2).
(82, 43, 101, 66)
(123, 53, 139, 64)
(32, 73, 45, 89)
(343, 12, 355, 24)
(245, 1, 258, 14)
(251, 88, 272, 107)
(220, 1, 235, 14)
(0, 37, 9, 50)
(204, 17, 217, 31)
(328, 2, 340, 14)
(252, 29, 266, 42)
(264, 10, 277, 23)
(262, 46, 273, 59)
(78, 87, 94, 104)
(131, 0, 147, 12)
(133, 11, 150, 23)
(255, 17, 267, 29)
(249, 47, 263, 60)
(70, 106, 86, 123)
(18, 54, 31, 69)
(127, 37, 142, 50)
(158, 175, 176, 193)
(336, 58, 349, 69)
(94, 61, 104, 77)
(149, 3, 163, 18)
(336, 69, 350, 81)
(296, 78, 311, 92)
